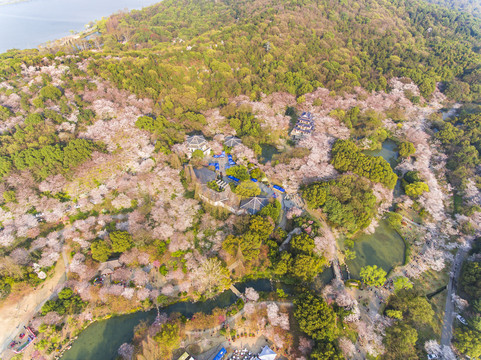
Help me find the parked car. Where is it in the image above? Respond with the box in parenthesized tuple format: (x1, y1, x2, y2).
(456, 314, 468, 325)
(427, 354, 438, 360)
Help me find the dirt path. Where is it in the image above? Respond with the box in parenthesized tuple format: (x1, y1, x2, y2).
(0, 258, 67, 354)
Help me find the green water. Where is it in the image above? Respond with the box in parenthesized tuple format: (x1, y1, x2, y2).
(344, 219, 405, 279)
(363, 138, 399, 168)
(260, 144, 279, 163)
(364, 138, 403, 198)
(60, 278, 296, 360)
(341, 140, 405, 279)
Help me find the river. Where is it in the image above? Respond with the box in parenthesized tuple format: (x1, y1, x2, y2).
(61, 279, 292, 359)
(0, 0, 159, 52)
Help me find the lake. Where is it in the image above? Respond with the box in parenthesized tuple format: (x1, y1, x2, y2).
(341, 140, 405, 278)
(345, 219, 405, 279)
(0, 0, 159, 52)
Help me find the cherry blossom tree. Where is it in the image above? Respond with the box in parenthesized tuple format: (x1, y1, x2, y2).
(189, 258, 230, 296)
(118, 343, 134, 360)
(10, 248, 31, 265)
(245, 287, 259, 302)
(339, 337, 356, 357)
(266, 303, 290, 330)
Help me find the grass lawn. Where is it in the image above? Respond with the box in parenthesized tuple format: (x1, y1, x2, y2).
(413, 268, 450, 341)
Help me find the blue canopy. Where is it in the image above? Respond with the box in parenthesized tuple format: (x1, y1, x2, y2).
(212, 348, 227, 360)
(215, 163, 220, 170)
(250, 178, 258, 182)
(273, 185, 285, 193)
(208, 162, 218, 167)
(227, 175, 239, 182)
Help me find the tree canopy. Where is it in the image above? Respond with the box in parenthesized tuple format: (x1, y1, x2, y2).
(360, 265, 387, 287)
(331, 140, 397, 189)
(294, 291, 338, 342)
(303, 175, 377, 233)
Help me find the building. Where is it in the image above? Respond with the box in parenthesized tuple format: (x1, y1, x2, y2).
(98, 259, 121, 276)
(291, 111, 314, 139)
(224, 135, 242, 147)
(198, 184, 242, 214)
(258, 346, 277, 360)
(240, 196, 269, 215)
(186, 134, 211, 158)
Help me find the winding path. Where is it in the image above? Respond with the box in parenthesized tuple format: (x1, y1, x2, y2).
(440, 248, 467, 349)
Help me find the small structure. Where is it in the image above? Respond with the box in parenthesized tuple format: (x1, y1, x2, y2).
(198, 184, 241, 214)
(12, 327, 36, 354)
(212, 347, 227, 360)
(177, 352, 195, 360)
(272, 185, 285, 193)
(215, 179, 228, 190)
(240, 196, 269, 215)
(98, 259, 121, 276)
(258, 346, 277, 360)
(186, 134, 211, 158)
(224, 135, 242, 147)
(193, 167, 217, 184)
(291, 111, 314, 139)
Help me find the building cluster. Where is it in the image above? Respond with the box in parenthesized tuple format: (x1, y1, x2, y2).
(290, 111, 314, 139)
(184, 134, 276, 216)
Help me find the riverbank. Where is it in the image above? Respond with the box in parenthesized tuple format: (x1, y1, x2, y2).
(59, 279, 270, 359)
(0, 259, 66, 355)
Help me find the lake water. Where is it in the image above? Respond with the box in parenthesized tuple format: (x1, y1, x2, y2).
(341, 140, 405, 278)
(61, 278, 282, 360)
(363, 138, 399, 168)
(364, 138, 402, 198)
(345, 219, 405, 279)
(0, 0, 159, 52)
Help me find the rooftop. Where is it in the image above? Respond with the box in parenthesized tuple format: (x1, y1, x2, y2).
(240, 196, 269, 215)
(224, 135, 242, 147)
(186, 134, 207, 146)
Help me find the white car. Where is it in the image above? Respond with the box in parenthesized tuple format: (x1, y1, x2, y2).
(427, 354, 438, 360)
(456, 314, 468, 325)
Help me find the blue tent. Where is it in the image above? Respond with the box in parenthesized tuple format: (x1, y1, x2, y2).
(250, 178, 258, 182)
(273, 185, 285, 193)
(208, 162, 218, 167)
(227, 175, 239, 182)
(212, 348, 227, 360)
(215, 163, 220, 170)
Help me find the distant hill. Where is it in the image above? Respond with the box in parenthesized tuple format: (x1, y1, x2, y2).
(77, 0, 481, 107)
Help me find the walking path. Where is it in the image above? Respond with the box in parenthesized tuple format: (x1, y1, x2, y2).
(402, 216, 426, 229)
(279, 227, 301, 251)
(229, 285, 242, 297)
(440, 248, 467, 348)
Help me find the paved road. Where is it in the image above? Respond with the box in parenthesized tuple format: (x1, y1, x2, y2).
(440, 248, 467, 348)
